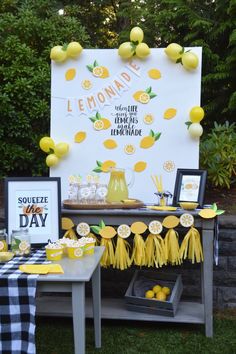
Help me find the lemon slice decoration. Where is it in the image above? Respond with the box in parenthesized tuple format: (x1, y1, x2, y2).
(124, 144, 136, 155)
(198, 203, 224, 219)
(19, 240, 30, 252)
(93, 120, 104, 131)
(76, 222, 90, 237)
(143, 114, 154, 125)
(133, 161, 147, 172)
(163, 160, 175, 172)
(117, 224, 131, 239)
(148, 220, 163, 235)
(148, 68, 161, 79)
(164, 108, 177, 120)
(86, 60, 110, 78)
(133, 87, 157, 104)
(81, 79, 92, 90)
(103, 139, 117, 149)
(74, 131, 86, 143)
(180, 213, 194, 227)
(65, 68, 76, 81)
(90, 112, 111, 130)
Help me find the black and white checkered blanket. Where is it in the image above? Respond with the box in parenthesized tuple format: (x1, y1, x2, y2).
(0, 249, 47, 354)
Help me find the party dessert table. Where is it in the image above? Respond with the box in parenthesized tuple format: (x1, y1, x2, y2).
(55, 207, 215, 338)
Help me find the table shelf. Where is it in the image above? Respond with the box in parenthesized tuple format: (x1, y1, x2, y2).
(36, 296, 204, 324)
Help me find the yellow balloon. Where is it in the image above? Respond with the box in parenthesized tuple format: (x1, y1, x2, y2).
(54, 142, 69, 157)
(189, 106, 205, 123)
(130, 27, 144, 43)
(39, 137, 55, 153)
(46, 154, 59, 167)
(189, 123, 203, 138)
(182, 52, 198, 70)
(66, 41, 83, 58)
(118, 42, 134, 59)
(135, 43, 150, 58)
(50, 45, 67, 62)
(164, 43, 183, 61)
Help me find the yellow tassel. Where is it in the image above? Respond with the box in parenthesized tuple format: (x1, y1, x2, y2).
(63, 228, 77, 240)
(179, 227, 203, 264)
(113, 237, 131, 270)
(100, 238, 115, 268)
(88, 232, 100, 246)
(131, 233, 146, 266)
(164, 228, 181, 265)
(145, 233, 167, 268)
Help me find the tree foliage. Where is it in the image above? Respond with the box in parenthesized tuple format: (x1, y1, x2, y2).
(0, 0, 235, 178)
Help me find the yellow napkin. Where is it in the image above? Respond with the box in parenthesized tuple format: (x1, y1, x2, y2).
(19, 264, 64, 274)
(146, 206, 177, 211)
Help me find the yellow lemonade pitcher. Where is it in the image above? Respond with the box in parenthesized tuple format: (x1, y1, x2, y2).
(106, 168, 134, 203)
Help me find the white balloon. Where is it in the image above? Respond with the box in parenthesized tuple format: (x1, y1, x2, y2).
(189, 123, 203, 138)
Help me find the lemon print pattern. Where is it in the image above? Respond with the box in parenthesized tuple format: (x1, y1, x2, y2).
(81, 79, 92, 90)
(65, 68, 76, 81)
(103, 139, 117, 149)
(148, 68, 161, 80)
(163, 160, 175, 172)
(90, 112, 111, 131)
(86, 60, 109, 79)
(74, 131, 86, 143)
(133, 161, 147, 172)
(140, 130, 161, 149)
(124, 144, 135, 155)
(93, 160, 116, 173)
(143, 114, 154, 125)
(164, 108, 177, 120)
(133, 86, 157, 104)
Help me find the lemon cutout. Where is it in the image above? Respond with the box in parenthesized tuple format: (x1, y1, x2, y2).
(139, 92, 150, 104)
(103, 139, 117, 149)
(133, 161, 147, 172)
(93, 120, 104, 130)
(133, 90, 145, 101)
(163, 160, 175, 172)
(81, 79, 92, 90)
(117, 224, 131, 239)
(93, 66, 109, 78)
(198, 209, 216, 219)
(124, 144, 136, 155)
(130, 221, 147, 234)
(99, 226, 116, 239)
(180, 213, 194, 227)
(133, 87, 157, 104)
(164, 108, 177, 120)
(74, 131, 86, 143)
(65, 68, 76, 81)
(62, 217, 74, 230)
(101, 118, 111, 129)
(140, 136, 155, 149)
(76, 222, 90, 236)
(148, 220, 163, 235)
(162, 215, 180, 229)
(143, 114, 154, 125)
(148, 69, 161, 79)
(101, 160, 116, 172)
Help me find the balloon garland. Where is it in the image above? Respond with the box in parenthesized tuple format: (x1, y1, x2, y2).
(118, 27, 150, 60)
(164, 43, 199, 70)
(185, 106, 205, 138)
(39, 136, 70, 167)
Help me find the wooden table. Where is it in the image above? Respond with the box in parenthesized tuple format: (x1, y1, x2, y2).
(37, 246, 104, 354)
(39, 208, 215, 337)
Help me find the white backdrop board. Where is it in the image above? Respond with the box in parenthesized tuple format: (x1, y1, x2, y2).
(50, 48, 202, 203)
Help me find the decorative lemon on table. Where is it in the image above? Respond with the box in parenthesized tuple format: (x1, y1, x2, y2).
(156, 291, 167, 301)
(153, 285, 162, 294)
(145, 290, 155, 299)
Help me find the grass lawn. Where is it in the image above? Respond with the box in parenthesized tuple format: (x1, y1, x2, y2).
(36, 310, 236, 354)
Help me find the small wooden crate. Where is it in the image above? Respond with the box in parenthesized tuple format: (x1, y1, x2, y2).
(125, 270, 183, 317)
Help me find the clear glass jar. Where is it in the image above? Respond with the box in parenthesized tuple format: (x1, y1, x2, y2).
(11, 229, 31, 256)
(0, 229, 8, 252)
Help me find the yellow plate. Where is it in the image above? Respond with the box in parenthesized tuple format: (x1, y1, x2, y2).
(179, 202, 199, 210)
(0, 252, 14, 262)
(146, 206, 177, 211)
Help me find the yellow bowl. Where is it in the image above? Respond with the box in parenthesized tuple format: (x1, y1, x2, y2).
(0, 252, 14, 262)
(46, 247, 63, 261)
(179, 202, 199, 210)
(67, 246, 84, 259)
(84, 241, 95, 255)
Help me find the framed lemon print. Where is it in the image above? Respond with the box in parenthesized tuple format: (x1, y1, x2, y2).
(172, 169, 207, 207)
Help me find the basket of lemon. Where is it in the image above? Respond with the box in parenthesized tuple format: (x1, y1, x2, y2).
(125, 270, 183, 317)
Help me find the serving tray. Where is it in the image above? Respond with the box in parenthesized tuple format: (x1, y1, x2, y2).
(62, 199, 144, 210)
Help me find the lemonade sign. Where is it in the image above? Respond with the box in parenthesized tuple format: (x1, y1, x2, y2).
(50, 47, 202, 202)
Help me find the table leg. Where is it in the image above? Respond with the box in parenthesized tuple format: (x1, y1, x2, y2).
(202, 229, 214, 337)
(92, 263, 101, 348)
(72, 283, 85, 354)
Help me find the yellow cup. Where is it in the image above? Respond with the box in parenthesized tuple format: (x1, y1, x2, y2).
(46, 247, 63, 261)
(84, 241, 95, 255)
(67, 246, 84, 259)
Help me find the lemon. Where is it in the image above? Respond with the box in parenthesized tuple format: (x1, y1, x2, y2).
(66, 41, 83, 58)
(189, 106, 205, 123)
(153, 285, 162, 294)
(93, 66, 109, 78)
(164, 43, 182, 62)
(148, 69, 161, 79)
(188, 123, 203, 138)
(156, 291, 167, 301)
(81, 79, 92, 90)
(50, 45, 67, 62)
(162, 287, 171, 296)
(130, 27, 144, 43)
(135, 43, 150, 58)
(101, 118, 111, 129)
(164, 108, 177, 119)
(139, 92, 150, 104)
(54, 142, 69, 157)
(74, 131, 86, 143)
(118, 42, 134, 59)
(65, 68, 76, 81)
(133, 90, 145, 102)
(39, 137, 55, 153)
(46, 154, 59, 167)
(124, 144, 136, 155)
(103, 139, 117, 149)
(182, 52, 199, 70)
(143, 114, 154, 124)
(133, 161, 147, 172)
(199, 209, 216, 219)
(145, 290, 155, 299)
(140, 136, 155, 149)
(93, 120, 104, 131)
(101, 160, 116, 172)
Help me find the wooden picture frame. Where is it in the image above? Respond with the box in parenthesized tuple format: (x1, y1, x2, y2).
(5, 177, 61, 244)
(172, 169, 207, 207)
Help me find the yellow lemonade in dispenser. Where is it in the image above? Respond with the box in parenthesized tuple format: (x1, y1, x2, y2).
(106, 168, 129, 203)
